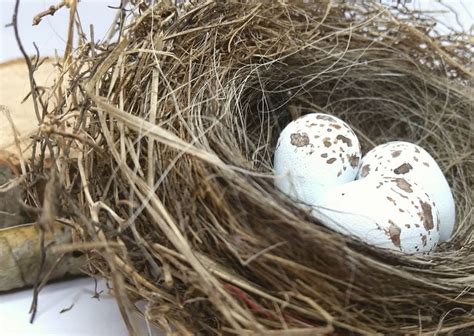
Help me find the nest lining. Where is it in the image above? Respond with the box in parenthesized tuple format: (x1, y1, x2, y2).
(29, 1, 473, 334)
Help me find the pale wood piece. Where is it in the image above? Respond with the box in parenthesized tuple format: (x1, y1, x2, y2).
(0, 58, 57, 153)
(0, 222, 84, 292)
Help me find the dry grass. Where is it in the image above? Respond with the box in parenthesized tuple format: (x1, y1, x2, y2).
(25, 0, 473, 334)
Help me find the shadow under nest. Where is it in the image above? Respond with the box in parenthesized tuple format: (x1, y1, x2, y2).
(32, 1, 473, 334)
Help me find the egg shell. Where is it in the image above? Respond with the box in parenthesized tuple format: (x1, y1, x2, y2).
(310, 176, 440, 254)
(274, 113, 361, 203)
(357, 141, 455, 242)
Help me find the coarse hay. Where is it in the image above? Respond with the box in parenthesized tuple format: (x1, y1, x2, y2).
(25, 0, 473, 334)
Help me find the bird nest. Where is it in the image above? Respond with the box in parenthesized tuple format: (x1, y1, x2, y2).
(28, 1, 473, 334)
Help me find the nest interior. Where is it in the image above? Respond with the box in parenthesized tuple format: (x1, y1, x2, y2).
(29, 1, 473, 334)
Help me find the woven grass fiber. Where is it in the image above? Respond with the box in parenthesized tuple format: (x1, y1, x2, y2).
(27, 0, 473, 334)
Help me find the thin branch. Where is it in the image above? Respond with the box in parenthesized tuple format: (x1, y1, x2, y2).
(32, 1, 67, 26)
(12, 0, 41, 123)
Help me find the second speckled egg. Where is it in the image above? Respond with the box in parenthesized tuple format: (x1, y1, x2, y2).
(311, 176, 440, 254)
(357, 141, 455, 242)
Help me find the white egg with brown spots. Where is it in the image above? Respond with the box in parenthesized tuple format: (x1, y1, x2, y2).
(274, 113, 361, 204)
(310, 176, 440, 254)
(357, 141, 455, 242)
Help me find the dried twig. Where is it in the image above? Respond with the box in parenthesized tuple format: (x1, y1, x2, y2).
(32, 1, 68, 26)
(11, 0, 41, 123)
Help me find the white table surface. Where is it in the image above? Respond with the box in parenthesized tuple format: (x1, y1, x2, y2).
(0, 278, 129, 335)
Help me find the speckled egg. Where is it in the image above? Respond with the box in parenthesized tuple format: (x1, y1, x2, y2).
(311, 176, 440, 254)
(357, 141, 455, 242)
(274, 113, 361, 204)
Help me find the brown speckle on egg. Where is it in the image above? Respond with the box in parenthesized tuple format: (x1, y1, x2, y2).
(391, 150, 402, 158)
(336, 134, 353, 147)
(337, 170, 342, 177)
(323, 137, 332, 147)
(330, 123, 341, 129)
(421, 235, 427, 247)
(390, 188, 409, 199)
(394, 163, 413, 175)
(321, 153, 328, 158)
(360, 164, 370, 178)
(419, 200, 434, 230)
(405, 224, 411, 228)
(386, 196, 397, 206)
(316, 115, 336, 122)
(290, 132, 310, 147)
(393, 178, 413, 193)
(423, 162, 430, 167)
(384, 221, 401, 248)
(348, 154, 360, 168)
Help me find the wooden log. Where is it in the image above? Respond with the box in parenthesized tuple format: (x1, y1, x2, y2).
(0, 155, 28, 229)
(0, 222, 84, 292)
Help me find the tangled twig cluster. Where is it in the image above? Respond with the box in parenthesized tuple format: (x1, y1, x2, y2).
(29, 1, 473, 334)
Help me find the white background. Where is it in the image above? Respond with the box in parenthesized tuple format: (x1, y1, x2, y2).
(0, 1, 472, 335)
(0, 1, 473, 62)
(0, 0, 118, 62)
